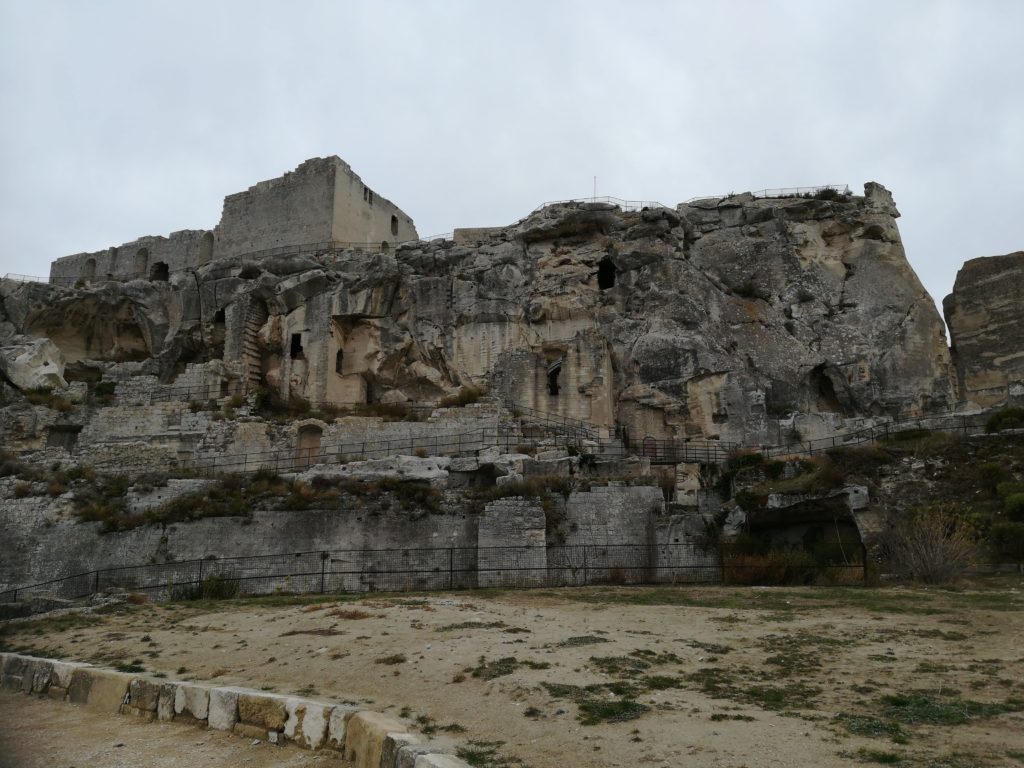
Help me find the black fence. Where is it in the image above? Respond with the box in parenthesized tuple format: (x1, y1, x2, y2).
(757, 411, 992, 459)
(0, 543, 867, 604)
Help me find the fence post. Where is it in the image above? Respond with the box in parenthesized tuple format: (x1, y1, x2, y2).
(448, 548, 454, 590)
(320, 552, 327, 594)
(198, 558, 204, 587)
(93, 570, 100, 594)
(861, 544, 869, 585)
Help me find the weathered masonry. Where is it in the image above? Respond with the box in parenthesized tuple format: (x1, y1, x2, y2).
(48, 157, 418, 284)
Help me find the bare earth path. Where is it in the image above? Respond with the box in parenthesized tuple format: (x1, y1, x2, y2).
(2, 582, 1023, 768)
(0, 690, 350, 768)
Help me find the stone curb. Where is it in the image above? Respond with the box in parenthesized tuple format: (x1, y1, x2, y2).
(0, 652, 470, 768)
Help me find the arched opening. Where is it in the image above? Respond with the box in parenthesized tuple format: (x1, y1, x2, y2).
(149, 261, 169, 281)
(547, 361, 562, 396)
(597, 257, 616, 290)
(380, 241, 389, 252)
(296, 425, 323, 469)
(199, 231, 215, 264)
(335, 348, 345, 375)
(390, 215, 399, 236)
(809, 364, 844, 413)
(82, 258, 96, 282)
(134, 248, 149, 277)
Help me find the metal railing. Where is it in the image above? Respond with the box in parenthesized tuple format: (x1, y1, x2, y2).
(755, 411, 991, 459)
(0, 541, 867, 604)
(681, 185, 851, 205)
(531, 196, 672, 213)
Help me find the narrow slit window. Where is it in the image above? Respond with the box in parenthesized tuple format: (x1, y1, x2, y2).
(547, 363, 561, 396)
(290, 333, 304, 359)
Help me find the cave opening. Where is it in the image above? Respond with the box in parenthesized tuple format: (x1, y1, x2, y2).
(547, 362, 562, 396)
(335, 348, 345, 375)
(597, 257, 616, 290)
(150, 261, 169, 282)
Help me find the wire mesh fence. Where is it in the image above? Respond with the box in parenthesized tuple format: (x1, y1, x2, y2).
(0, 543, 869, 604)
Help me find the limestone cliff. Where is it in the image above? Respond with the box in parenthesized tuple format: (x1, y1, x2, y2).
(943, 251, 1024, 409)
(0, 183, 957, 445)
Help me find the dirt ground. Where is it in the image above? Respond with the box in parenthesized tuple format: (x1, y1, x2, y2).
(2, 581, 1023, 768)
(0, 690, 350, 768)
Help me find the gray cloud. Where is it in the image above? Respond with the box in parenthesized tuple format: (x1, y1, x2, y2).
(1, 0, 1021, 323)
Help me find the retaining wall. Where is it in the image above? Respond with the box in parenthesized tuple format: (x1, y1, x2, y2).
(0, 652, 468, 767)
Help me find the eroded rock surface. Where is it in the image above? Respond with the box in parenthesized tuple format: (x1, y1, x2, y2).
(943, 251, 1024, 408)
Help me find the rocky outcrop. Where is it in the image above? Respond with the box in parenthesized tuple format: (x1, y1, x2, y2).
(0, 336, 66, 390)
(0, 182, 958, 445)
(943, 251, 1024, 409)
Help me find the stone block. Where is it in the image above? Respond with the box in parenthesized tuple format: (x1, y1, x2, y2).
(47, 685, 68, 700)
(1, 653, 27, 690)
(238, 692, 288, 731)
(345, 711, 408, 768)
(381, 732, 420, 767)
(208, 687, 241, 731)
(28, 658, 55, 694)
(413, 755, 472, 768)
(326, 704, 359, 750)
(68, 668, 131, 713)
(284, 698, 333, 750)
(127, 678, 161, 712)
(49, 660, 87, 690)
(173, 682, 210, 721)
(157, 683, 177, 721)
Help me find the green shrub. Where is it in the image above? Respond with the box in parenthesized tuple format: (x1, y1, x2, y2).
(978, 462, 1011, 493)
(1005, 493, 1024, 522)
(812, 187, 843, 201)
(990, 522, 1024, 563)
(91, 381, 117, 406)
(728, 451, 764, 471)
(997, 482, 1024, 499)
(985, 406, 1024, 433)
(170, 573, 241, 601)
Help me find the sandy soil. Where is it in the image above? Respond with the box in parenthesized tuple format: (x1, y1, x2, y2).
(2, 582, 1023, 768)
(0, 690, 350, 768)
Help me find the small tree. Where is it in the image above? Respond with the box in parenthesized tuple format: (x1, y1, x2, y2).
(882, 504, 978, 584)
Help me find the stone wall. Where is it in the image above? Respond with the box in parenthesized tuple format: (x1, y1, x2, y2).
(47, 156, 418, 285)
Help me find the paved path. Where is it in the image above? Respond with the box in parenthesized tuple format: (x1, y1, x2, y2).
(0, 691, 350, 768)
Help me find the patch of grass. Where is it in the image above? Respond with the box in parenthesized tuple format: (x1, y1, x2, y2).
(578, 698, 649, 725)
(556, 635, 610, 647)
(834, 713, 909, 743)
(850, 747, 907, 765)
(471, 656, 549, 680)
(456, 739, 526, 768)
(880, 691, 1024, 725)
(438, 621, 522, 632)
(375, 654, 407, 665)
(709, 713, 756, 721)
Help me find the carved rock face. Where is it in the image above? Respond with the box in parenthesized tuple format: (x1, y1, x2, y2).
(944, 251, 1024, 409)
(0, 183, 960, 444)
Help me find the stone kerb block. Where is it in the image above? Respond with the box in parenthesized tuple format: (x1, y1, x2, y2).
(208, 686, 243, 730)
(1, 653, 28, 690)
(172, 681, 210, 722)
(68, 668, 132, 713)
(285, 697, 334, 750)
(345, 711, 408, 768)
(381, 732, 420, 766)
(26, 658, 55, 694)
(122, 677, 161, 719)
(326, 704, 360, 751)
(237, 692, 288, 732)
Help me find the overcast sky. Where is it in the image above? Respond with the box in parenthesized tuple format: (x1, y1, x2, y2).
(1, 1, 1021, 325)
